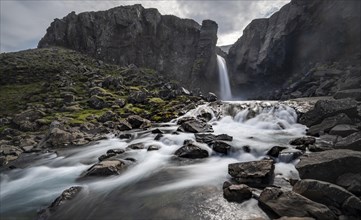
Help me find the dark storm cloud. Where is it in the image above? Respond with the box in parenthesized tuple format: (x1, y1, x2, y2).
(0, 0, 289, 52)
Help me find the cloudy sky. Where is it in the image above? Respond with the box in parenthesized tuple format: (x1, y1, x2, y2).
(0, 0, 289, 53)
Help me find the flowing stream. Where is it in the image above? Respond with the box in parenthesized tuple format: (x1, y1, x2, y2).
(217, 55, 232, 100)
(0, 101, 307, 220)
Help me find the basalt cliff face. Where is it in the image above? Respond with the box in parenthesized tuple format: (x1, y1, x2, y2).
(38, 4, 218, 93)
(227, 0, 361, 99)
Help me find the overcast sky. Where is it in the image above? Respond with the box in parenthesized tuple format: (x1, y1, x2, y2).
(0, 0, 289, 53)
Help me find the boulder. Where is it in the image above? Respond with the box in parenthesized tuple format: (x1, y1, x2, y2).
(118, 119, 132, 131)
(127, 115, 151, 129)
(267, 146, 287, 158)
(293, 179, 361, 216)
(174, 142, 209, 159)
(127, 91, 148, 104)
(212, 141, 231, 154)
(299, 99, 358, 127)
(228, 159, 275, 187)
(82, 160, 126, 177)
(259, 187, 336, 219)
(334, 132, 361, 151)
(205, 92, 217, 102)
(329, 124, 358, 137)
(97, 111, 117, 123)
(336, 173, 361, 196)
(13, 109, 44, 132)
(147, 145, 160, 151)
(47, 128, 75, 148)
(334, 89, 361, 101)
(38, 186, 82, 220)
(289, 137, 316, 146)
(88, 95, 109, 109)
(296, 150, 361, 184)
(222, 181, 252, 203)
(195, 133, 233, 144)
(126, 143, 145, 150)
(307, 113, 353, 136)
(179, 119, 213, 133)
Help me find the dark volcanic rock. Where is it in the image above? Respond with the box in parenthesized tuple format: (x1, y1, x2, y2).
(267, 146, 287, 158)
(334, 89, 361, 101)
(195, 133, 232, 144)
(336, 173, 361, 196)
(307, 113, 353, 136)
(334, 132, 361, 151)
(289, 137, 315, 146)
(179, 119, 213, 133)
(127, 115, 151, 129)
(126, 143, 145, 150)
(293, 179, 361, 216)
(212, 141, 231, 154)
(296, 150, 361, 184)
(228, 159, 274, 187)
(299, 99, 358, 127)
(82, 160, 126, 177)
(174, 142, 209, 159)
(227, 0, 360, 99)
(38, 5, 219, 94)
(38, 186, 82, 220)
(259, 187, 336, 220)
(329, 124, 358, 137)
(222, 181, 252, 203)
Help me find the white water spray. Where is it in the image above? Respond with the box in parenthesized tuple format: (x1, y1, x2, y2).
(217, 55, 232, 100)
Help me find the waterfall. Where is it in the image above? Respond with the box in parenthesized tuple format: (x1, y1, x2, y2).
(217, 55, 232, 100)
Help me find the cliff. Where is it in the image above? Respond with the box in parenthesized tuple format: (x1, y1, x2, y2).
(227, 0, 361, 99)
(38, 4, 218, 93)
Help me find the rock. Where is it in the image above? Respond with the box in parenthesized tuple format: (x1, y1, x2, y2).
(334, 89, 361, 101)
(212, 141, 231, 154)
(154, 134, 163, 141)
(107, 149, 125, 155)
(267, 146, 287, 158)
(296, 150, 361, 184)
(118, 120, 132, 131)
(180, 119, 213, 133)
(174, 142, 209, 159)
(336, 173, 361, 196)
(205, 92, 217, 102)
(194, 133, 233, 144)
(127, 91, 148, 104)
(307, 113, 353, 136)
(82, 160, 126, 177)
(13, 109, 44, 132)
(293, 179, 361, 216)
(151, 128, 163, 134)
(38, 5, 219, 93)
(126, 143, 145, 150)
(47, 128, 75, 148)
(118, 133, 132, 139)
(147, 145, 160, 151)
(98, 152, 116, 161)
(334, 132, 361, 151)
(289, 137, 316, 146)
(228, 159, 275, 187)
(88, 95, 109, 109)
(38, 186, 82, 220)
(222, 181, 252, 203)
(97, 111, 117, 123)
(278, 149, 303, 163)
(127, 115, 151, 129)
(329, 124, 358, 137)
(259, 187, 336, 219)
(227, 0, 360, 99)
(299, 99, 358, 127)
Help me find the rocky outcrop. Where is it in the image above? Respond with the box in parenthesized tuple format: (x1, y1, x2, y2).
(227, 0, 361, 99)
(38, 4, 219, 94)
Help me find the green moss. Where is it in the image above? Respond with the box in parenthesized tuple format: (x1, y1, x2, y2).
(149, 97, 165, 104)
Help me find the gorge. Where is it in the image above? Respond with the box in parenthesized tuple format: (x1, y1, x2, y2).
(0, 0, 360, 220)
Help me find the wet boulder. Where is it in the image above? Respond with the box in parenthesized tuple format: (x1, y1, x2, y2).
(267, 146, 287, 158)
(228, 159, 275, 187)
(82, 160, 126, 177)
(147, 145, 161, 151)
(38, 186, 82, 220)
(126, 143, 145, 150)
(336, 173, 361, 196)
(195, 133, 233, 145)
(293, 179, 361, 217)
(174, 142, 209, 159)
(213, 141, 231, 154)
(296, 150, 361, 184)
(118, 119, 132, 131)
(179, 119, 213, 133)
(205, 92, 217, 102)
(222, 181, 252, 203)
(47, 128, 75, 148)
(289, 137, 316, 146)
(259, 187, 336, 219)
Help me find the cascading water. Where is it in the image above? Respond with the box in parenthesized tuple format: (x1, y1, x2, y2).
(217, 55, 232, 100)
(0, 102, 307, 220)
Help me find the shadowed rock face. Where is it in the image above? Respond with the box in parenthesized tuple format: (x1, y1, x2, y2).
(227, 0, 361, 99)
(38, 4, 218, 93)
